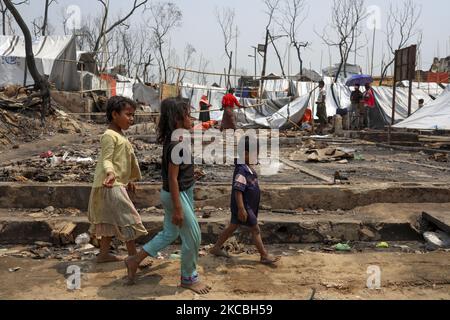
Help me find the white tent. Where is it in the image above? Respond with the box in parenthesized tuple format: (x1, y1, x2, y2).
(180, 83, 227, 121)
(372, 86, 433, 124)
(393, 86, 450, 130)
(116, 74, 135, 99)
(0, 35, 78, 91)
(401, 81, 446, 98)
(236, 95, 310, 130)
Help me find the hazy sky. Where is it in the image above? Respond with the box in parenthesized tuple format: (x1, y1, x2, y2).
(10, 0, 450, 79)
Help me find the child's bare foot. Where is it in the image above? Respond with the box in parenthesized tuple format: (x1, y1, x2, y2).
(209, 247, 230, 258)
(125, 256, 139, 285)
(260, 254, 281, 265)
(181, 282, 212, 295)
(138, 257, 153, 270)
(97, 253, 125, 263)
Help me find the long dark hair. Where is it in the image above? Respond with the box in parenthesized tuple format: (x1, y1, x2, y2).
(157, 98, 190, 144)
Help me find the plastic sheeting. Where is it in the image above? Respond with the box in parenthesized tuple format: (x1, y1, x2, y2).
(401, 81, 446, 98)
(0, 35, 78, 91)
(372, 86, 433, 124)
(262, 79, 290, 99)
(79, 71, 109, 92)
(393, 86, 450, 130)
(236, 96, 310, 130)
(115, 75, 135, 99)
(133, 83, 160, 112)
(180, 83, 227, 121)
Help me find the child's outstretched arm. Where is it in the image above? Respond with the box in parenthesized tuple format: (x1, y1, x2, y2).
(168, 162, 184, 227)
(101, 135, 116, 188)
(235, 191, 248, 223)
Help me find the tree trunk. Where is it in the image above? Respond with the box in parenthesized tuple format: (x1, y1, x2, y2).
(158, 43, 167, 84)
(42, 0, 49, 36)
(294, 45, 303, 77)
(4, 0, 50, 126)
(259, 29, 270, 99)
(227, 51, 233, 89)
(334, 61, 343, 82)
(93, 5, 109, 54)
(2, 11, 6, 35)
(380, 58, 395, 85)
(269, 33, 286, 77)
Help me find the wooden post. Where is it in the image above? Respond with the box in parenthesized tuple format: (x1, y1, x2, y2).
(407, 79, 413, 117)
(80, 62, 84, 96)
(391, 51, 398, 125)
(259, 29, 270, 101)
(175, 68, 181, 97)
(407, 45, 417, 117)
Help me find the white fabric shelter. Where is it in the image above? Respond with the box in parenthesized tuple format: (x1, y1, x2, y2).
(0, 35, 78, 91)
(393, 86, 450, 130)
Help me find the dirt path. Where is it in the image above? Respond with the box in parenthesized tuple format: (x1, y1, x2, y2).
(1, 249, 449, 300)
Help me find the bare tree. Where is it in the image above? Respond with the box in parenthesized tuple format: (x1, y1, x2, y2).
(380, 0, 421, 84)
(119, 26, 137, 78)
(216, 7, 238, 88)
(0, 0, 28, 35)
(319, 0, 366, 81)
(279, 0, 310, 76)
(31, 0, 57, 37)
(180, 43, 196, 82)
(132, 27, 155, 82)
(197, 54, 210, 85)
(42, 0, 56, 36)
(3, 0, 50, 126)
(141, 40, 156, 83)
(77, 15, 101, 51)
(93, 0, 148, 54)
(263, 0, 287, 77)
(147, 2, 182, 83)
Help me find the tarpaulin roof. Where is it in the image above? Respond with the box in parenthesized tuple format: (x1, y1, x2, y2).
(236, 95, 310, 130)
(393, 86, 450, 130)
(372, 86, 433, 124)
(0, 35, 78, 91)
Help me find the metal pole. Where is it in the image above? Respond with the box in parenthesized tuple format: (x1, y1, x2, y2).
(254, 47, 257, 80)
(259, 29, 270, 100)
(370, 23, 376, 76)
(235, 26, 238, 88)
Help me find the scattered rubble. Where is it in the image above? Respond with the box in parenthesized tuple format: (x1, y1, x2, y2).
(0, 86, 85, 150)
(423, 231, 450, 250)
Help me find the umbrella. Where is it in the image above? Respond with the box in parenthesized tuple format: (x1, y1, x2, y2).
(345, 74, 373, 87)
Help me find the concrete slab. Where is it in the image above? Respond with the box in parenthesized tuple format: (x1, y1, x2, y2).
(0, 207, 425, 245)
(1, 182, 450, 211)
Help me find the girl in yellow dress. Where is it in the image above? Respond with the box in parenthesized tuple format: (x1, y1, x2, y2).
(88, 96, 148, 263)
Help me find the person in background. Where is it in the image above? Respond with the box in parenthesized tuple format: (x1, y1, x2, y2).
(300, 107, 313, 132)
(363, 83, 375, 130)
(199, 95, 211, 123)
(350, 84, 363, 130)
(315, 80, 327, 135)
(220, 88, 241, 131)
